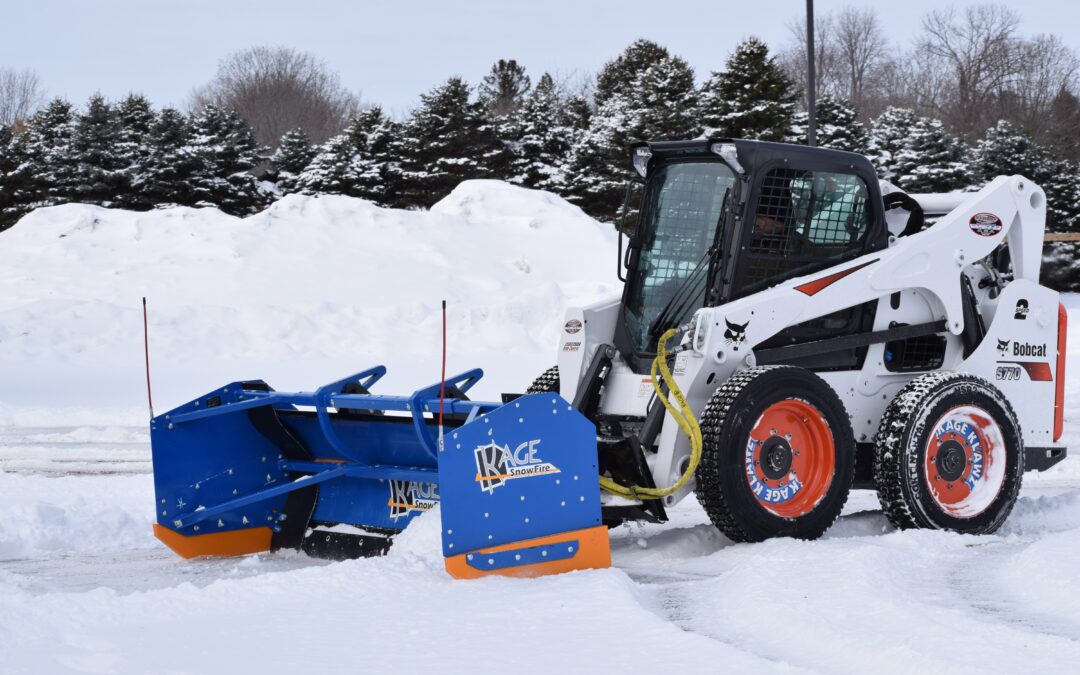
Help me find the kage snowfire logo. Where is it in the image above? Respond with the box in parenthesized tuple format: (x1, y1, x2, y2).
(387, 480, 439, 520)
(474, 439, 560, 493)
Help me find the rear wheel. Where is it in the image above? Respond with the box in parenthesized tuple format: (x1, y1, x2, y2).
(696, 366, 856, 542)
(527, 366, 560, 394)
(873, 373, 1023, 534)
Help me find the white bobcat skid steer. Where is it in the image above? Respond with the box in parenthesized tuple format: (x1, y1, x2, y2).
(544, 138, 1067, 541)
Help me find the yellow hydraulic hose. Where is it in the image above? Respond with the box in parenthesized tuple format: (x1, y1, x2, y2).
(599, 328, 703, 500)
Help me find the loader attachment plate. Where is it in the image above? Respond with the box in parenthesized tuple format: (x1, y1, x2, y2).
(150, 366, 609, 579)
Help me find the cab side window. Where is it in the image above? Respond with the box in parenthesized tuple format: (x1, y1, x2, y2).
(739, 168, 872, 296)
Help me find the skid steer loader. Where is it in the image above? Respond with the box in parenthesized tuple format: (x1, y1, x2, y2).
(150, 139, 1069, 579)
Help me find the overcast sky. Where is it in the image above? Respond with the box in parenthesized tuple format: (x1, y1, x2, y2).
(3, 1, 1077, 117)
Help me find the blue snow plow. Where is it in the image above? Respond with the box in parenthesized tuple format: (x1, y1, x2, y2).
(150, 366, 610, 578)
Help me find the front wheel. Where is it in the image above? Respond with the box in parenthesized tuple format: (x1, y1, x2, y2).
(873, 373, 1023, 534)
(695, 366, 856, 542)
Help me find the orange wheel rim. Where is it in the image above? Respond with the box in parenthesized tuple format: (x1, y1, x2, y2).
(923, 405, 1006, 518)
(744, 398, 835, 518)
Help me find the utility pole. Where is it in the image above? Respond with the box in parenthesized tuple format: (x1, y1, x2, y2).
(806, 0, 817, 146)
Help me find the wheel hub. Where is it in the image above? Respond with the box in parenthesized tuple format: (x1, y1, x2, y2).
(935, 440, 967, 482)
(760, 436, 793, 480)
(744, 398, 836, 519)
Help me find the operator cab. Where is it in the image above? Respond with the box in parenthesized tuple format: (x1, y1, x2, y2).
(615, 139, 890, 372)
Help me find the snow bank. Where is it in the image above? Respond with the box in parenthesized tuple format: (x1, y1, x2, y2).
(0, 181, 619, 416)
(0, 472, 154, 558)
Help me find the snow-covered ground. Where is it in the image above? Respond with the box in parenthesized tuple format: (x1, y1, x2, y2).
(1, 184, 1078, 674)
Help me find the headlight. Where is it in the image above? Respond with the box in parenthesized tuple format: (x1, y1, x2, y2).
(632, 146, 652, 178)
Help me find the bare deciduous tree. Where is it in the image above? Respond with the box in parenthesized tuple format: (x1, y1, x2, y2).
(834, 6, 888, 113)
(1004, 34, 1080, 141)
(191, 46, 361, 148)
(0, 68, 45, 127)
(782, 10, 842, 105)
(917, 4, 1021, 136)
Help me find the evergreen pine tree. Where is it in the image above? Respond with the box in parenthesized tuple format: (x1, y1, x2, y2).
(478, 59, 531, 117)
(270, 128, 316, 195)
(971, 120, 1050, 184)
(511, 73, 574, 190)
(296, 106, 400, 205)
(699, 38, 796, 140)
(637, 57, 700, 141)
(867, 107, 921, 182)
(396, 77, 503, 207)
(559, 91, 639, 218)
(187, 105, 266, 214)
(595, 39, 671, 105)
(789, 96, 870, 153)
(895, 116, 970, 193)
(21, 98, 79, 207)
(1041, 159, 1080, 233)
(973, 120, 1080, 232)
(72, 94, 125, 206)
(114, 93, 157, 209)
(0, 125, 33, 230)
(145, 107, 199, 207)
(560, 43, 698, 219)
(561, 94, 592, 133)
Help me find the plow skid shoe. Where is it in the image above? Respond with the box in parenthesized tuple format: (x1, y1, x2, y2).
(150, 367, 609, 579)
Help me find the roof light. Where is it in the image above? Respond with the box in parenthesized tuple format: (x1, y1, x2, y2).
(710, 142, 744, 174)
(632, 146, 652, 178)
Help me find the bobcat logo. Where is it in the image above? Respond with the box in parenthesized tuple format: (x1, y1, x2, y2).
(724, 319, 749, 349)
(996, 339, 1010, 356)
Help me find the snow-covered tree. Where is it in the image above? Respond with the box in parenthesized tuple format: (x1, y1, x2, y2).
(971, 120, 1050, 184)
(510, 73, 575, 190)
(270, 127, 316, 195)
(560, 43, 698, 218)
(297, 106, 400, 205)
(145, 107, 198, 207)
(396, 77, 504, 207)
(699, 38, 796, 140)
(867, 107, 922, 182)
(0, 125, 33, 229)
(187, 104, 266, 214)
(21, 98, 79, 207)
(789, 96, 870, 153)
(559, 92, 639, 218)
(595, 39, 672, 105)
(973, 120, 1080, 232)
(72, 94, 124, 206)
(895, 116, 970, 193)
(114, 93, 156, 209)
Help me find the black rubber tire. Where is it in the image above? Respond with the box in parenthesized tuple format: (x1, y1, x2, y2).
(695, 366, 856, 542)
(873, 372, 1023, 534)
(527, 366, 560, 394)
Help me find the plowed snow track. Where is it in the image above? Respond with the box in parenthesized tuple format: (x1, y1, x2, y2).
(2, 424, 1079, 674)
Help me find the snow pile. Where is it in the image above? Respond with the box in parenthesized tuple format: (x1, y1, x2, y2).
(0, 181, 618, 413)
(0, 472, 154, 557)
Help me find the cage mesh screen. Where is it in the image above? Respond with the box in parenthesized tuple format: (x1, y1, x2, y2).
(739, 168, 871, 295)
